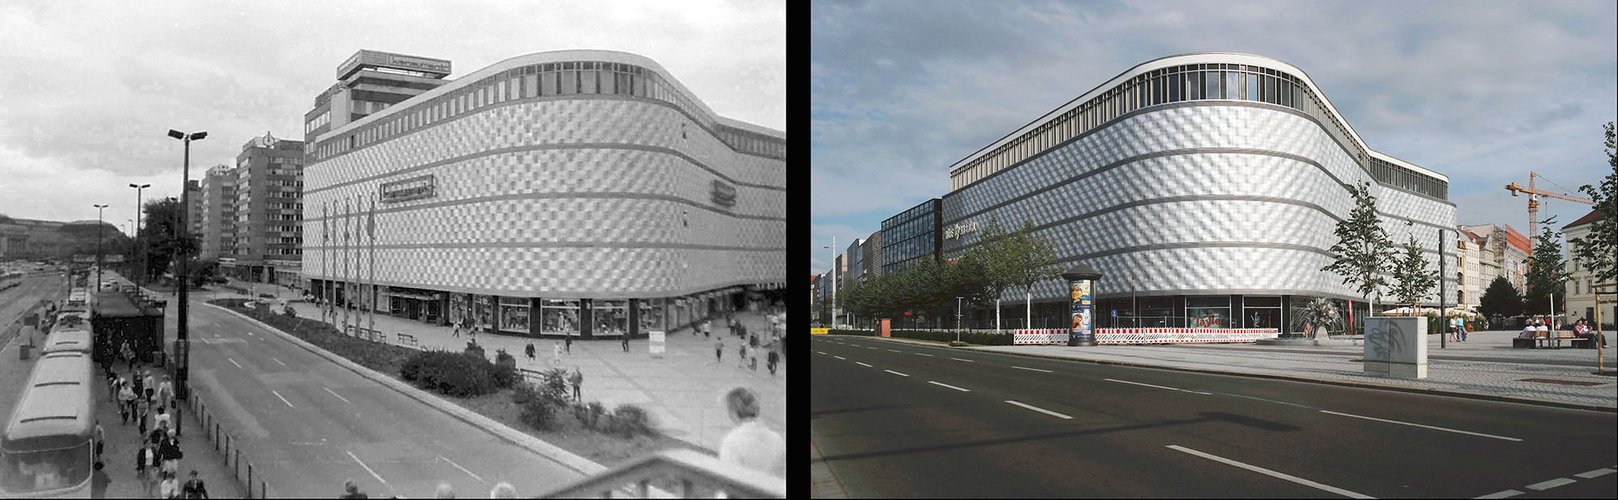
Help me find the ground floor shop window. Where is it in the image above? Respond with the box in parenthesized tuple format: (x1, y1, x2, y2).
(449, 293, 468, 327)
(499, 297, 530, 334)
(640, 298, 665, 332)
(541, 299, 579, 335)
(1186, 296, 1230, 328)
(595, 300, 628, 336)
(1243, 296, 1281, 329)
(1136, 296, 1179, 328)
(474, 295, 494, 331)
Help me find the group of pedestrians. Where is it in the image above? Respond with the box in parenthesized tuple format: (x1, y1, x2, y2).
(710, 313, 783, 377)
(101, 341, 209, 498)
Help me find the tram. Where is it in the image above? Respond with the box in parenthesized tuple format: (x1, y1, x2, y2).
(0, 350, 96, 497)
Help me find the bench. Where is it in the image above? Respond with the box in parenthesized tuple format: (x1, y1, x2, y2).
(1513, 334, 1583, 348)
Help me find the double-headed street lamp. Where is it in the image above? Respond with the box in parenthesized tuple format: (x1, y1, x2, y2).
(93, 204, 108, 288)
(129, 183, 151, 287)
(168, 129, 206, 402)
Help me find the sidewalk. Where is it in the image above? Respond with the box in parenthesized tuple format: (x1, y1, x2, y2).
(889, 330, 1617, 411)
(0, 307, 245, 498)
(203, 280, 786, 454)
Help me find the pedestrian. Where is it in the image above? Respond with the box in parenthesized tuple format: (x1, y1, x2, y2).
(155, 407, 172, 435)
(1456, 316, 1468, 342)
(525, 342, 535, 362)
(738, 343, 749, 369)
(750, 331, 759, 350)
(183, 469, 210, 498)
(564, 331, 572, 354)
(340, 478, 369, 499)
(553, 341, 563, 366)
(160, 471, 180, 499)
(158, 432, 182, 476)
(104, 364, 119, 403)
(621, 331, 630, 352)
(132, 370, 146, 403)
(93, 420, 104, 461)
(118, 379, 136, 425)
(434, 481, 455, 498)
(715, 337, 723, 363)
(135, 442, 158, 496)
(569, 367, 583, 402)
(158, 375, 175, 410)
(452, 321, 461, 338)
(489, 482, 516, 498)
(717, 387, 785, 479)
(767, 348, 779, 376)
(122, 340, 136, 372)
(92, 461, 110, 499)
(136, 394, 150, 436)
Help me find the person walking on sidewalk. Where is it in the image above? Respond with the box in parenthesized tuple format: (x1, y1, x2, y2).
(143, 370, 156, 404)
(136, 393, 150, 437)
(569, 367, 583, 402)
(621, 332, 630, 353)
(182, 470, 210, 499)
(135, 442, 158, 496)
(564, 331, 572, 354)
(118, 379, 136, 425)
(452, 320, 462, 338)
(715, 337, 724, 364)
(121, 340, 136, 373)
(158, 433, 182, 476)
(525, 342, 536, 362)
(767, 347, 779, 376)
(553, 341, 563, 366)
(158, 375, 174, 410)
(93, 420, 104, 461)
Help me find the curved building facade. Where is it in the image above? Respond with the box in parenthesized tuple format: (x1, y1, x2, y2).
(301, 50, 785, 338)
(940, 53, 1455, 332)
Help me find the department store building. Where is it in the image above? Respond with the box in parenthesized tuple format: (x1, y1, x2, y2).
(941, 53, 1456, 333)
(301, 49, 785, 338)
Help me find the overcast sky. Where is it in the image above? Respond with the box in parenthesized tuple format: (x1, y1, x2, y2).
(811, 0, 1617, 276)
(0, 0, 784, 236)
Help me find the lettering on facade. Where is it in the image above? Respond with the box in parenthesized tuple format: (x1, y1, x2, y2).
(380, 174, 436, 203)
(943, 221, 980, 240)
(711, 180, 736, 208)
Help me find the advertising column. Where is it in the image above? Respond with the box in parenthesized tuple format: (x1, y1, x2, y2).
(1063, 265, 1102, 346)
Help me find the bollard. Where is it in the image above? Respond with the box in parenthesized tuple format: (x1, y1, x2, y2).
(247, 463, 252, 499)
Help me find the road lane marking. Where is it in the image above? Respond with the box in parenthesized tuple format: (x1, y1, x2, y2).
(1524, 478, 1575, 491)
(884, 370, 909, 377)
(271, 357, 287, 367)
(270, 390, 295, 408)
(914, 353, 933, 357)
(1166, 445, 1371, 499)
(1004, 400, 1072, 420)
(1318, 410, 1522, 442)
(887, 349, 900, 352)
(1011, 366, 1053, 373)
(950, 358, 975, 362)
(324, 387, 353, 405)
(1475, 490, 1524, 498)
(867, 347, 878, 350)
(228, 358, 244, 370)
(816, 351, 826, 355)
(348, 450, 387, 484)
(1574, 467, 1615, 479)
(438, 455, 485, 483)
(855, 362, 872, 367)
(1104, 378, 1211, 395)
(1221, 393, 1316, 409)
(928, 381, 970, 392)
(833, 356, 846, 360)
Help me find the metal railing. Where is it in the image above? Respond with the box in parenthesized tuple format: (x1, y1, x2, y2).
(186, 373, 275, 498)
(538, 449, 784, 498)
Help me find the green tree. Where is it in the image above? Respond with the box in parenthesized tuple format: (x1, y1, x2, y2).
(1387, 229, 1437, 313)
(966, 218, 1015, 331)
(1523, 222, 1572, 316)
(1478, 276, 1522, 321)
(1322, 182, 1396, 319)
(998, 220, 1061, 329)
(1568, 121, 1617, 285)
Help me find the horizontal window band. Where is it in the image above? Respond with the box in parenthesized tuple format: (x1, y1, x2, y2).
(304, 241, 784, 252)
(306, 141, 783, 197)
(303, 191, 784, 223)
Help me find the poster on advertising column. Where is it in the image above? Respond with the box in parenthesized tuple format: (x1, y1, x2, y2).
(1070, 280, 1092, 345)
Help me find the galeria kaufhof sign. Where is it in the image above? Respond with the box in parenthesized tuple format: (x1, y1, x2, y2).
(380, 174, 436, 203)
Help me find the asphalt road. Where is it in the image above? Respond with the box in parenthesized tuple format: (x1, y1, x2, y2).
(0, 272, 64, 333)
(157, 294, 590, 498)
(811, 335, 1618, 498)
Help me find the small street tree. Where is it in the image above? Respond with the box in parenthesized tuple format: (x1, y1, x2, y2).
(1322, 182, 1396, 325)
(1568, 121, 1617, 285)
(1388, 230, 1437, 314)
(998, 220, 1061, 329)
(1523, 222, 1572, 317)
(967, 218, 1015, 331)
(1478, 276, 1523, 324)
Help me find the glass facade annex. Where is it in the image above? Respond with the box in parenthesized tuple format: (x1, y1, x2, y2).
(880, 198, 941, 275)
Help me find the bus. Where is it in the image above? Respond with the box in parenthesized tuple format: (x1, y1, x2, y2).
(0, 351, 95, 498)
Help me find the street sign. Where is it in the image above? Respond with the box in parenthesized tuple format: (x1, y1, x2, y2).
(649, 330, 665, 357)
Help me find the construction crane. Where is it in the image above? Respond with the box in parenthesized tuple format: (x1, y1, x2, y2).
(1505, 171, 1593, 252)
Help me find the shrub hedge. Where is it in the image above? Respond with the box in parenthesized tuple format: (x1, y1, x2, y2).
(828, 328, 1013, 345)
(399, 350, 518, 397)
(605, 404, 657, 438)
(826, 329, 874, 336)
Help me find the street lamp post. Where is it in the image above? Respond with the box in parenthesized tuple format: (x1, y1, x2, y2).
(94, 204, 108, 288)
(825, 237, 836, 328)
(129, 183, 151, 288)
(167, 129, 206, 402)
(956, 296, 964, 343)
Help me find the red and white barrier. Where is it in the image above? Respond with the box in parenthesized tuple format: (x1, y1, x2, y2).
(1094, 328, 1278, 344)
(1013, 329, 1068, 345)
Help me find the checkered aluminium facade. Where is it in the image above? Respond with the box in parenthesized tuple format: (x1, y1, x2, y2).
(939, 53, 1456, 333)
(301, 50, 785, 338)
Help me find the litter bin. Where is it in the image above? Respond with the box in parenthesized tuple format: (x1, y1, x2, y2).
(19, 343, 30, 360)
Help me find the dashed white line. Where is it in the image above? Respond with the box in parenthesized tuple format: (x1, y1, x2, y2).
(438, 455, 485, 483)
(884, 370, 909, 377)
(834, 356, 846, 360)
(1474, 489, 1524, 499)
(270, 389, 295, 409)
(1167, 445, 1371, 499)
(1104, 378, 1212, 395)
(1524, 478, 1575, 491)
(348, 450, 387, 484)
(855, 362, 872, 367)
(887, 349, 900, 352)
(950, 357, 975, 362)
(228, 358, 244, 370)
(914, 353, 933, 357)
(866, 346, 878, 350)
(816, 351, 827, 355)
(324, 387, 353, 405)
(1004, 400, 1072, 420)
(1319, 410, 1522, 442)
(271, 357, 287, 367)
(1010, 365, 1052, 373)
(928, 381, 970, 392)
(1574, 467, 1615, 479)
